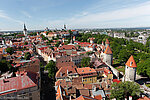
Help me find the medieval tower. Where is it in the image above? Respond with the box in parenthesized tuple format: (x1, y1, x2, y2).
(103, 45, 113, 65)
(125, 55, 137, 81)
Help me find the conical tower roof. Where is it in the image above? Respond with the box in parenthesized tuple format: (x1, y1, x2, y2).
(105, 39, 110, 44)
(104, 45, 112, 54)
(125, 55, 137, 68)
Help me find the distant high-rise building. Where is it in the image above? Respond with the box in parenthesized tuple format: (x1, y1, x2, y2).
(23, 23, 27, 36)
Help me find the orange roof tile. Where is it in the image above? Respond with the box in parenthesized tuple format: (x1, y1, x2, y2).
(105, 39, 110, 44)
(125, 55, 137, 68)
(104, 45, 112, 54)
(138, 96, 150, 100)
(77, 67, 96, 75)
(76, 95, 97, 100)
(94, 95, 102, 100)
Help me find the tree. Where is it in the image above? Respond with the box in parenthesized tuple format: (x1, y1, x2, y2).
(24, 42, 28, 45)
(6, 47, 14, 55)
(81, 57, 91, 67)
(45, 60, 56, 79)
(110, 81, 141, 100)
(86, 51, 93, 55)
(24, 52, 31, 60)
(55, 41, 60, 47)
(69, 30, 73, 37)
(137, 58, 150, 78)
(118, 49, 130, 64)
(0, 60, 13, 73)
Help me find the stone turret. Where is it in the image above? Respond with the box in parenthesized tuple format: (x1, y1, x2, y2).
(103, 45, 113, 65)
(125, 55, 137, 81)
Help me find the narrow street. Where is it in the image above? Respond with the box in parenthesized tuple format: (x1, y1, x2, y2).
(33, 44, 56, 100)
(41, 68, 56, 100)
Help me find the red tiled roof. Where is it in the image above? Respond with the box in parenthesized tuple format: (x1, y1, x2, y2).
(79, 89, 90, 97)
(56, 61, 75, 69)
(94, 95, 102, 100)
(89, 37, 95, 40)
(55, 66, 77, 78)
(77, 67, 96, 75)
(71, 30, 76, 32)
(104, 68, 112, 75)
(0, 71, 38, 96)
(125, 55, 137, 68)
(58, 45, 76, 50)
(104, 45, 112, 54)
(38, 47, 47, 50)
(76, 95, 97, 100)
(93, 60, 103, 68)
(113, 79, 121, 84)
(55, 80, 72, 89)
(138, 96, 150, 100)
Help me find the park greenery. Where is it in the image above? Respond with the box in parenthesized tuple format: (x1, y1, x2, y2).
(81, 57, 91, 67)
(45, 60, 57, 79)
(110, 81, 141, 100)
(76, 33, 150, 77)
(0, 60, 13, 73)
(24, 52, 31, 60)
(6, 47, 14, 55)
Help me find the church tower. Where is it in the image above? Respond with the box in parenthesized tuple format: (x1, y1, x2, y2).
(64, 24, 66, 30)
(23, 23, 27, 36)
(103, 45, 113, 65)
(125, 55, 137, 81)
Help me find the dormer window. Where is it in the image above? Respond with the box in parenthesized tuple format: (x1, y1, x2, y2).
(130, 61, 133, 66)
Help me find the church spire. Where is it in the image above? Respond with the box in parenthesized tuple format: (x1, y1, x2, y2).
(23, 23, 27, 36)
(24, 23, 27, 31)
(64, 24, 66, 29)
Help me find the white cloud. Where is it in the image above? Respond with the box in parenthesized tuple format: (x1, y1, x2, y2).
(48, 1, 150, 28)
(0, 10, 23, 24)
(21, 11, 32, 18)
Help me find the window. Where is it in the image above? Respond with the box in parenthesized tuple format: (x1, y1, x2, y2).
(130, 61, 133, 66)
(29, 93, 32, 96)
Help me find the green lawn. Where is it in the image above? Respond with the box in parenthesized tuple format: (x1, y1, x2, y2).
(115, 66, 125, 74)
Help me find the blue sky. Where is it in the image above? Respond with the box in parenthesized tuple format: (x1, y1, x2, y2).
(0, 0, 150, 31)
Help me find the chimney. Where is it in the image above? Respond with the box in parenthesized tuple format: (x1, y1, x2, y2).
(129, 96, 132, 100)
